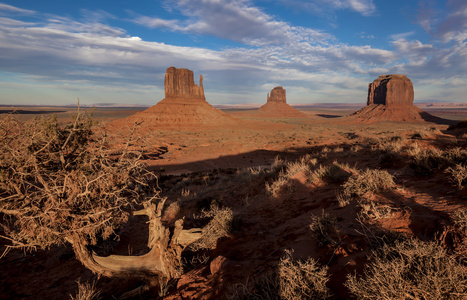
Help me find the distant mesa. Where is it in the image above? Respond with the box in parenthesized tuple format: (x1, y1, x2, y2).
(351, 74, 441, 123)
(112, 67, 236, 129)
(367, 74, 414, 107)
(257, 86, 307, 118)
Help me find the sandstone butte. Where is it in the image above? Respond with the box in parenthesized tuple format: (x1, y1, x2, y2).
(257, 86, 307, 118)
(112, 67, 236, 129)
(351, 74, 438, 122)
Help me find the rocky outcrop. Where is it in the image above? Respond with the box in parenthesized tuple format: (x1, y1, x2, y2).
(351, 74, 441, 123)
(258, 86, 307, 118)
(112, 67, 237, 129)
(267, 86, 286, 103)
(164, 66, 205, 100)
(367, 75, 414, 107)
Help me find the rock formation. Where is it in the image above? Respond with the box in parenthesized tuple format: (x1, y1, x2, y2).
(367, 75, 414, 107)
(112, 67, 236, 129)
(267, 86, 287, 103)
(164, 67, 205, 100)
(351, 74, 441, 123)
(258, 86, 307, 118)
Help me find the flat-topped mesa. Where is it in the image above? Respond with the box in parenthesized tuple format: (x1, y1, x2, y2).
(267, 86, 287, 103)
(367, 74, 414, 107)
(164, 66, 205, 100)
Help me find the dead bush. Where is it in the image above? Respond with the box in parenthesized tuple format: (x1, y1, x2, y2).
(0, 113, 205, 282)
(278, 250, 331, 300)
(227, 250, 330, 300)
(446, 164, 467, 189)
(310, 211, 341, 247)
(346, 239, 467, 300)
(0, 113, 155, 252)
(340, 169, 395, 199)
(445, 147, 467, 165)
(189, 205, 234, 251)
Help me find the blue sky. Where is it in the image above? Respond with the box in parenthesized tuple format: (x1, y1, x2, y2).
(0, 0, 466, 106)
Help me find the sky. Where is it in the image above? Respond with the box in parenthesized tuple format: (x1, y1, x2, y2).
(0, 0, 466, 106)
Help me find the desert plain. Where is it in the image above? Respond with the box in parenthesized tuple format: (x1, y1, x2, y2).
(1, 72, 467, 299)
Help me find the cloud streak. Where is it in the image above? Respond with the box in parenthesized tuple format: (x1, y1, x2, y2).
(134, 0, 332, 46)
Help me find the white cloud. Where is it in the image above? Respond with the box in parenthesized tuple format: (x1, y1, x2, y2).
(134, 0, 332, 46)
(436, 0, 467, 43)
(390, 31, 416, 41)
(0, 3, 35, 15)
(279, 0, 376, 17)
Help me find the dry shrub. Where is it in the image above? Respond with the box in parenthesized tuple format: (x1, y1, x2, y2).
(285, 160, 311, 178)
(310, 211, 341, 247)
(266, 174, 292, 198)
(407, 143, 445, 175)
(70, 280, 101, 300)
(346, 239, 467, 300)
(0, 113, 156, 253)
(452, 208, 467, 232)
(227, 251, 330, 300)
(189, 205, 233, 251)
(309, 163, 352, 185)
(266, 158, 313, 198)
(341, 169, 395, 199)
(336, 190, 351, 207)
(445, 147, 467, 165)
(358, 201, 395, 220)
(278, 250, 331, 300)
(446, 164, 467, 189)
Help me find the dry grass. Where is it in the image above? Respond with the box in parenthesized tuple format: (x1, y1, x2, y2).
(266, 158, 314, 198)
(340, 169, 395, 199)
(407, 143, 445, 175)
(309, 162, 353, 185)
(69, 280, 101, 300)
(189, 205, 234, 251)
(346, 238, 467, 300)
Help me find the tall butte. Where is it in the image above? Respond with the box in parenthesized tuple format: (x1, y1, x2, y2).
(257, 86, 307, 117)
(351, 74, 438, 122)
(116, 67, 236, 128)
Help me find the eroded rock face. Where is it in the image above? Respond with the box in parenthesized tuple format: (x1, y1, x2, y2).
(267, 86, 286, 103)
(164, 66, 205, 100)
(367, 75, 414, 107)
